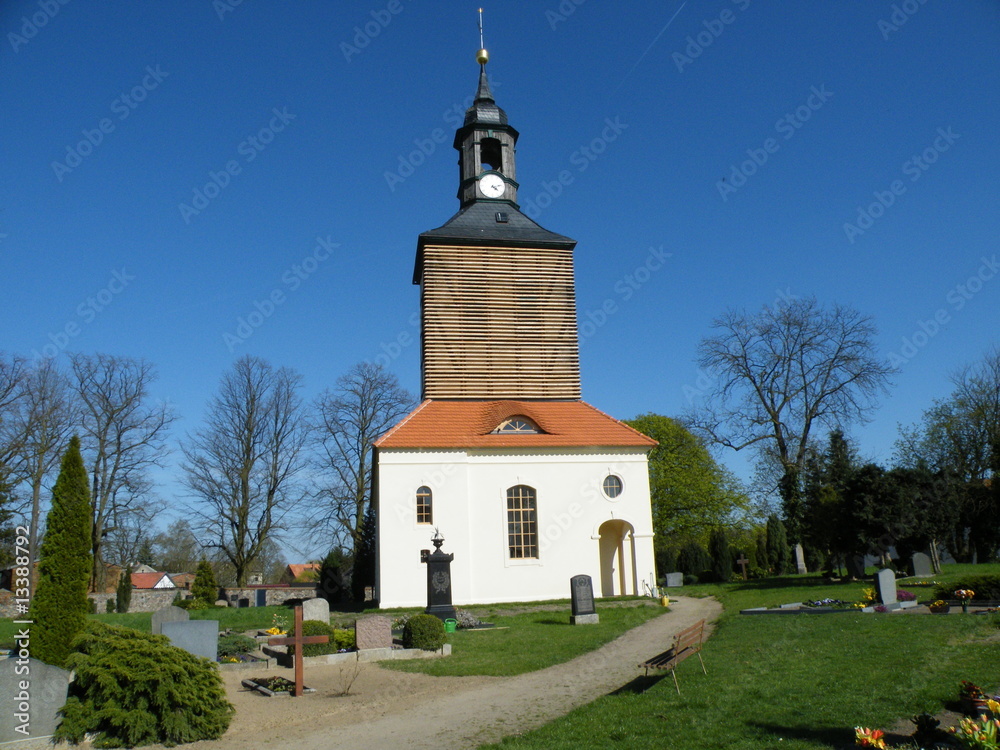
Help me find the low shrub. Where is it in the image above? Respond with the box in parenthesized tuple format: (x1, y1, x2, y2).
(217, 633, 258, 659)
(105, 598, 116, 613)
(934, 575, 1000, 601)
(683, 574, 698, 586)
(403, 614, 445, 651)
(55, 620, 234, 747)
(174, 597, 210, 611)
(287, 621, 356, 656)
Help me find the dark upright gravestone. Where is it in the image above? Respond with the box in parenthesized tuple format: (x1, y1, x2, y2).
(421, 529, 456, 622)
(910, 552, 933, 578)
(151, 605, 189, 635)
(162, 620, 219, 661)
(570, 574, 599, 625)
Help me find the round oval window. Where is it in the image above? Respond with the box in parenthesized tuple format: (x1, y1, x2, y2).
(602, 475, 623, 499)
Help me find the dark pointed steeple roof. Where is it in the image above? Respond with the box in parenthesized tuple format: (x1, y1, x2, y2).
(464, 66, 507, 126)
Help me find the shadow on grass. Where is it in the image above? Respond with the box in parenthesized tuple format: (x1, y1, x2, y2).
(534, 618, 570, 626)
(608, 674, 665, 696)
(725, 576, 863, 593)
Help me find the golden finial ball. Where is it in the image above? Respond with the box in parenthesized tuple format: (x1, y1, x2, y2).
(476, 48, 489, 65)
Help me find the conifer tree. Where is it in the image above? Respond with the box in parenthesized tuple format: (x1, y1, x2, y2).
(30, 436, 93, 667)
(766, 514, 792, 575)
(191, 558, 218, 606)
(115, 564, 133, 613)
(709, 527, 732, 582)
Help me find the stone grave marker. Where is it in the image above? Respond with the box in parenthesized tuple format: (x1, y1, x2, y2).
(214, 599, 229, 607)
(874, 568, 897, 605)
(794, 543, 808, 574)
(663, 572, 684, 588)
(910, 552, 933, 578)
(570, 574, 599, 625)
(301, 597, 330, 623)
(151, 605, 189, 635)
(162, 620, 219, 661)
(736, 554, 750, 580)
(0, 657, 71, 743)
(356, 614, 393, 650)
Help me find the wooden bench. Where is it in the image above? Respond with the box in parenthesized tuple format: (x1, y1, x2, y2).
(637, 618, 707, 694)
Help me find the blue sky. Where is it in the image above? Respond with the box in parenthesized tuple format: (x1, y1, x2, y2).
(2, 1, 998, 554)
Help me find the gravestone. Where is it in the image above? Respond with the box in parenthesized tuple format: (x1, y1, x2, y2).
(301, 597, 330, 623)
(910, 552, 933, 578)
(570, 574, 599, 625)
(663, 572, 684, 588)
(794, 543, 808, 575)
(268, 605, 328, 696)
(355, 614, 393, 650)
(736, 554, 750, 580)
(214, 599, 229, 607)
(422, 530, 456, 622)
(151, 605, 189, 635)
(162, 620, 219, 661)
(874, 568, 897, 605)
(0, 657, 71, 743)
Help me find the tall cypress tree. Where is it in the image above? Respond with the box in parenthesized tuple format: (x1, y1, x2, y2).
(116, 564, 133, 613)
(191, 559, 218, 606)
(31, 436, 93, 667)
(766, 514, 792, 576)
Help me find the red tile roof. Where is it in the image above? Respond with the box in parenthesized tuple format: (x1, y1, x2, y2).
(375, 400, 657, 449)
(131, 572, 175, 589)
(285, 564, 320, 579)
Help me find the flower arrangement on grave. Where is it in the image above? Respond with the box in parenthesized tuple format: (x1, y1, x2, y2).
(956, 588, 976, 612)
(929, 599, 950, 613)
(854, 726, 888, 748)
(961, 681, 986, 700)
(264, 612, 288, 635)
(896, 589, 916, 602)
(949, 700, 1000, 749)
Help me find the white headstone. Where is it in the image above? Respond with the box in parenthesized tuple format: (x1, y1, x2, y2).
(794, 543, 807, 574)
(301, 597, 330, 624)
(874, 568, 897, 605)
(910, 552, 933, 577)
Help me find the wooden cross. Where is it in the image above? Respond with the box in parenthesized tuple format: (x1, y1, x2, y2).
(736, 555, 750, 581)
(267, 605, 329, 697)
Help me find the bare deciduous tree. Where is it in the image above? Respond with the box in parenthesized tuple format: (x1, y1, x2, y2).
(311, 362, 414, 551)
(8, 358, 78, 568)
(686, 297, 895, 542)
(70, 353, 175, 591)
(182, 355, 309, 586)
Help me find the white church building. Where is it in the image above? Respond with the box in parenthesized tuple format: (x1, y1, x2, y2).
(373, 48, 657, 608)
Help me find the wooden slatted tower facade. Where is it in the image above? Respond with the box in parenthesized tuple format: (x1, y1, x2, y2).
(413, 66, 581, 400)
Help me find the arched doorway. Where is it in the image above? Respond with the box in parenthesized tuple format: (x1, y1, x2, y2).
(598, 519, 637, 597)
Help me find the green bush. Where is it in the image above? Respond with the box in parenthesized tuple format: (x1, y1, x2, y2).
(174, 597, 210, 611)
(116, 565, 132, 613)
(217, 633, 257, 659)
(191, 559, 218, 607)
(55, 620, 234, 748)
(286, 621, 356, 656)
(403, 614, 445, 651)
(105, 598, 116, 613)
(934, 575, 1000, 601)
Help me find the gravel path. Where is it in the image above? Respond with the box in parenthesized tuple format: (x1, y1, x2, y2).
(175, 595, 722, 750)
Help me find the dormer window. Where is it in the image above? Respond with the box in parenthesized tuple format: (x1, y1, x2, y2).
(492, 416, 540, 434)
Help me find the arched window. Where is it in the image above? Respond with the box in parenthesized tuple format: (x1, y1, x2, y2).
(416, 486, 432, 525)
(492, 416, 540, 434)
(506, 485, 538, 559)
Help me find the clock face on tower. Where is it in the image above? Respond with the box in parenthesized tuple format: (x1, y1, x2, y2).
(478, 172, 505, 198)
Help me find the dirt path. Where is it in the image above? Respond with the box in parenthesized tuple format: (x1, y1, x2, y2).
(175, 595, 721, 750)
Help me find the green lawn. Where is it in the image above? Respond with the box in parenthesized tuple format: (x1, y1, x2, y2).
(384, 603, 667, 677)
(478, 566, 1000, 749)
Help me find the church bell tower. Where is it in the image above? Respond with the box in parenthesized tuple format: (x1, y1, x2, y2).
(413, 44, 581, 400)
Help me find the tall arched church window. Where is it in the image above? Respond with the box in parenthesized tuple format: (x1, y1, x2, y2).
(416, 486, 432, 525)
(506, 485, 538, 559)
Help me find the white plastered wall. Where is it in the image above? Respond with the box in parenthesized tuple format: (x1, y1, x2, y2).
(375, 446, 655, 608)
